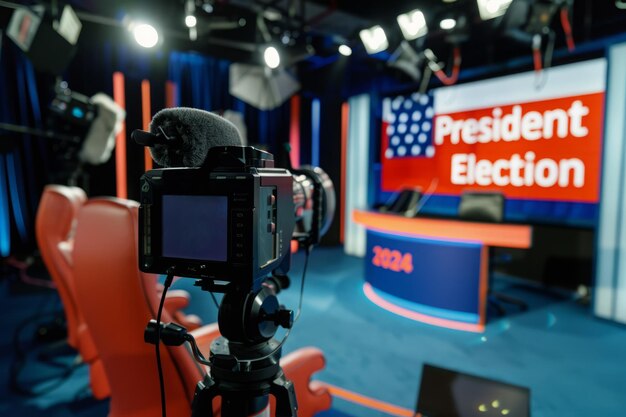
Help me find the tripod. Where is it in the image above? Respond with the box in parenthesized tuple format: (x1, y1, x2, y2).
(191, 284, 298, 417)
(145, 267, 304, 417)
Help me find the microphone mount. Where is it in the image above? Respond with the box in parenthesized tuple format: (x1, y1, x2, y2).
(132, 127, 181, 148)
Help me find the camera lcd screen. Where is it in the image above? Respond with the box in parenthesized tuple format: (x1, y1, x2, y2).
(162, 195, 228, 261)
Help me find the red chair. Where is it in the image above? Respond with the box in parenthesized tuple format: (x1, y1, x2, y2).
(73, 197, 331, 417)
(35, 186, 206, 400)
(36, 185, 110, 399)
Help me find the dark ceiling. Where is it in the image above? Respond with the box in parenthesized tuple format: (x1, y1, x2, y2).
(2, 1, 626, 78)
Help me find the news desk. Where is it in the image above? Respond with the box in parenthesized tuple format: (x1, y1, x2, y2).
(353, 210, 532, 332)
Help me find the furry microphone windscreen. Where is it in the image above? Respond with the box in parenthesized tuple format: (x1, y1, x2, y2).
(149, 107, 243, 167)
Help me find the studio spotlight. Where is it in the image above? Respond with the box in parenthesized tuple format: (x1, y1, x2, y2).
(397, 9, 428, 40)
(338, 44, 352, 56)
(132, 23, 159, 48)
(185, 15, 197, 28)
(359, 25, 389, 54)
(185, 0, 198, 40)
(477, 0, 513, 20)
(440, 18, 457, 30)
(264, 46, 280, 69)
(202, 1, 214, 13)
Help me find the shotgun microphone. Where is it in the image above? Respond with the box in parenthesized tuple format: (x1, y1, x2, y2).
(133, 107, 243, 168)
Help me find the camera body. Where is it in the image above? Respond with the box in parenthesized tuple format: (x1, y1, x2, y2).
(139, 146, 294, 292)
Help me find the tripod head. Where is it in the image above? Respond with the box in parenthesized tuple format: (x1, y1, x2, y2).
(202, 282, 294, 346)
(192, 278, 298, 417)
(147, 274, 299, 417)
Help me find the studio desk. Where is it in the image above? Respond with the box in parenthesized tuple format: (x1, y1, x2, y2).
(353, 210, 533, 332)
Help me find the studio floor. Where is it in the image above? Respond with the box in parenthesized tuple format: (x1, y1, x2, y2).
(1, 247, 625, 417)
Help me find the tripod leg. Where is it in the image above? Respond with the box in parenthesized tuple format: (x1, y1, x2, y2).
(191, 377, 218, 417)
(270, 373, 298, 417)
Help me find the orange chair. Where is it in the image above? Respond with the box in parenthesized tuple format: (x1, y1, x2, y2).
(36, 185, 110, 399)
(73, 197, 331, 417)
(36, 186, 205, 400)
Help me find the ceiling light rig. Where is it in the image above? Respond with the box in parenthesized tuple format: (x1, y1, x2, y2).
(131, 23, 160, 48)
(201, 0, 214, 14)
(185, 15, 197, 28)
(499, 0, 576, 76)
(440, 18, 457, 30)
(338, 44, 352, 56)
(185, 0, 197, 40)
(357, 5, 468, 88)
(387, 41, 422, 81)
(359, 25, 389, 55)
(477, 0, 513, 20)
(264, 46, 280, 69)
(424, 47, 462, 86)
(397, 9, 428, 40)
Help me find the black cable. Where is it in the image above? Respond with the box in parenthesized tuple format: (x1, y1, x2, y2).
(294, 245, 311, 323)
(209, 291, 220, 310)
(9, 308, 80, 396)
(156, 271, 174, 417)
(9, 290, 73, 396)
(544, 31, 556, 70)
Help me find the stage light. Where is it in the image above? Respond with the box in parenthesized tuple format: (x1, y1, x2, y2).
(440, 18, 457, 30)
(264, 46, 280, 69)
(185, 15, 197, 28)
(202, 1, 214, 13)
(397, 9, 428, 40)
(359, 25, 388, 54)
(338, 44, 352, 56)
(132, 23, 159, 48)
(477, 0, 513, 20)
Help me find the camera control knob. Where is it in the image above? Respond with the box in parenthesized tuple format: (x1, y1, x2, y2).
(276, 309, 294, 329)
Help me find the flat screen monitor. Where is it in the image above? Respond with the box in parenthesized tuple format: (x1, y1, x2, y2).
(416, 364, 530, 417)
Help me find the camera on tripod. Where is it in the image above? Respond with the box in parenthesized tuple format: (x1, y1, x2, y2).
(138, 144, 334, 293)
(133, 107, 335, 417)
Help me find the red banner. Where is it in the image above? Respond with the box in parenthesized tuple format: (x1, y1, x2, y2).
(382, 92, 605, 203)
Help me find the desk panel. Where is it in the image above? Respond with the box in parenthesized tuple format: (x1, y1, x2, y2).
(363, 230, 487, 332)
(354, 210, 532, 332)
(353, 210, 532, 249)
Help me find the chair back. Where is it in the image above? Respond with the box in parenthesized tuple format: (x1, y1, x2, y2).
(381, 188, 422, 217)
(73, 198, 204, 417)
(35, 185, 87, 347)
(458, 191, 505, 223)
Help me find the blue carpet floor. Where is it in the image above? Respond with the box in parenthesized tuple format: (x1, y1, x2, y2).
(2, 247, 626, 417)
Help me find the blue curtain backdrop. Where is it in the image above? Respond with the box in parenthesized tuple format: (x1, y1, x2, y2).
(0, 42, 47, 256)
(168, 51, 290, 151)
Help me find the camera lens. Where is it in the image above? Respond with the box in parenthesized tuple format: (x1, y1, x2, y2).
(292, 166, 336, 243)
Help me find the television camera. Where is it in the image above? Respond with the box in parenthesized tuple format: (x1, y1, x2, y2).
(133, 107, 335, 417)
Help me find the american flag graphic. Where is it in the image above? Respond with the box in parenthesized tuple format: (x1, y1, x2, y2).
(382, 92, 436, 159)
